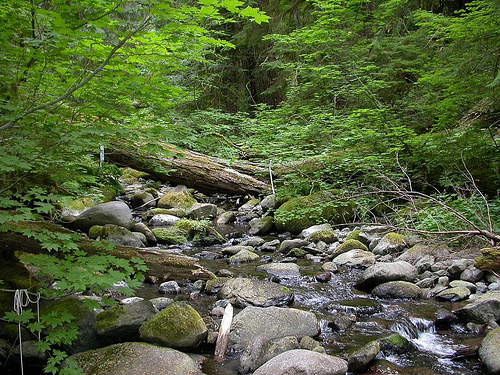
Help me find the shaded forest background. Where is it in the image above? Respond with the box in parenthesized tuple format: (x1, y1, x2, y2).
(1, 0, 499, 229)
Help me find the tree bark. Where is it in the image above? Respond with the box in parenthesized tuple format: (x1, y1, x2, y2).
(108, 142, 270, 196)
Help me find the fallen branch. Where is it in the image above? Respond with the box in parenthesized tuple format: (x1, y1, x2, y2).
(214, 302, 233, 363)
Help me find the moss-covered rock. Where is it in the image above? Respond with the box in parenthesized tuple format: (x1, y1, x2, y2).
(372, 233, 408, 255)
(158, 190, 196, 210)
(88, 224, 146, 248)
(345, 230, 361, 241)
(378, 334, 410, 354)
(474, 247, 500, 270)
(139, 302, 207, 350)
(332, 239, 369, 257)
(274, 191, 354, 234)
(308, 229, 337, 244)
(151, 227, 188, 245)
(120, 167, 152, 184)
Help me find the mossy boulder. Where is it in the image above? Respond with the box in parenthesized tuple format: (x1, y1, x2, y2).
(88, 224, 146, 248)
(139, 302, 207, 350)
(71, 342, 203, 375)
(479, 327, 500, 375)
(151, 227, 188, 245)
(308, 229, 337, 244)
(332, 239, 369, 257)
(157, 190, 196, 210)
(474, 247, 500, 271)
(372, 233, 408, 255)
(345, 230, 361, 242)
(274, 191, 354, 234)
(378, 334, 410, 354)
(121, 167, 152, 183)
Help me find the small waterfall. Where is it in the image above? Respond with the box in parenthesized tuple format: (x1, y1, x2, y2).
(391, 317, 460, 359)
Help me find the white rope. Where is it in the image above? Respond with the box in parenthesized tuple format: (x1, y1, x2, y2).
(14, 289, 41, 375)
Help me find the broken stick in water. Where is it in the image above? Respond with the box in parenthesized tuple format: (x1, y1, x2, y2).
(214, 302, 233, 362)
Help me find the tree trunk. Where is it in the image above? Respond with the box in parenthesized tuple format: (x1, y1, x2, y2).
(108, 142, 270, 196)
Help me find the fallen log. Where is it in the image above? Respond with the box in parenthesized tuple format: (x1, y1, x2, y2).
(108, 142, 270, 196)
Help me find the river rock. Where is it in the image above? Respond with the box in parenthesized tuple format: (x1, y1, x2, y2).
(453, 290, 500, 324)
(228, 306, 319, 349)
(279, 238, 310, 254)
(395, 243, 450, 265)
(94, 300, 156, 342)
(218, 277, 293, 307)
(449, 280, 477, 293)
(188, 202, 217, 219)
(332, 249, 376, 268)
(259, 194, 278, 211)
(331, 239, 369, 257)
(126, 191, 155, 209)
(71, 342, 202, 375)
(139, 302, 207, 350)
(240, 237, 266, 247)
(299, 224, 334, 239)
(478, 327, 500, 375)
(133, 222, 157, 246)
(88, 224, 146, 248)
(149, 297, 174, 311)
(256, 262, 301, 279)
(348, 340, 381, 373)
(222, 245, 254, 256)
(157, 189, 196, 209)
(260, 239, 280, 252)
(356, 261, 418, 292)
(68, 201, 134, 232)
(372, 233, 408, 255)
(158, 281, 181, 294)
(460, 267, 484, 283)
(371, 281, 422, 299)
(216, 210, 236, 224)
(249, 216, 274, 235)
(332, 298, 383, 316)
(149, 214, 180, 226)
(239, 336, 299, 373)
(436, 286, 472, 302)
(228, 249, 260, 263)
(253, 349, 348, 375)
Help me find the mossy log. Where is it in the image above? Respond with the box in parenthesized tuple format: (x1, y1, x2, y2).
(108, 142, 269, 195)
(474, 247, 500, 271)
(0, 221, 215, 282)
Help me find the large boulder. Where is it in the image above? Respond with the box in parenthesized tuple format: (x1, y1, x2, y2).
(253, 349, 348, 375)
(478, 328, 500, 375)
(157, 189, 196, 210)
(256, 263, 301, 279)
(139, 302, 207, 350)
(331, 239, 368, 257)
(68, 201, 134, 232)
(279, 239, 310, 254)
(356, 261, 418, 292)
(228, 306, 319, 350)
(395, 243, 451, 265)
(453, 290, 500, 324)
(188, 203, 218, 220)
(249, 216, 274, 236)
(371, 281, 422, 300)
(274, 191, 354, 234)
(332, 249, 376, 268)
(348, 340, 381, 373)
(94, 300, 156, 343)
(372, 233, 408, 255)
(218, 278, 293, 307)
(71, 342, 202, 375)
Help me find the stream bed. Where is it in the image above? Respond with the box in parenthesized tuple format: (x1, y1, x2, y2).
(135, 224, 487, 375)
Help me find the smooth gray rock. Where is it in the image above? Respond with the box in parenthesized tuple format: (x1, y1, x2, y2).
(228, 306, 319, 350)
(158, 281, 181, 294)
(348, 340, 381, 373)
(218, 278, 293, 307)
(149, 214, 180, 226)
(279, 239, 310, 254)
(372, 281, 422, 299)
(216, 211, 236, 225)
(249, 216, 274, 236)
(69, 201, 134, 232)
(222, 245, 254, 256)
(356, 261, 418, 292)
(72, 342, 202, 375)
(479, 327, 500, 375)
(228, 249, 260, 263)
(454, 291, 500, 324)
(395, 243, 450, 265)
(332, 249, 376, 268)
(253, 349, 348, 375)
(300, 224, 334, 239)
(188, 202, 217, 219)
(256, 262, 301, 279)
(133, 222, 157, 246)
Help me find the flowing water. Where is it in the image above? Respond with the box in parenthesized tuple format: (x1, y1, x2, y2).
(136, 225, 487, 375)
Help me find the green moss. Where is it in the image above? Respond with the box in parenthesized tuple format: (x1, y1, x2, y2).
(287, 248, 307, 258)
(94, 305, 125, 333)
(384, 232, 407, 245)
(474, 247, 500, 270)
(335, 239, 368, 255)
(88, 225, 105, 239)
(44, 297, 86, 321)
(142, 208, 186, 220)
(275, 191, 355, 234)
(378, 334, 410, 354)
(309, 229, 337, 244)
(69, 197, 95, 211)
(345, 230, 361, 241)
(205, 277, 229, 294)
(158, 190, 196, 210)
(139, 302, 207, 349)
(151, 227, 188, 245)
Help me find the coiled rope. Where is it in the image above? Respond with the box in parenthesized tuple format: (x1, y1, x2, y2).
(14, 289, 41, 375)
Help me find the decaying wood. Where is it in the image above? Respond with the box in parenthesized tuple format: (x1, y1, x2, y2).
(214, 302, 233, 363)
(108, 142, 270, 195)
